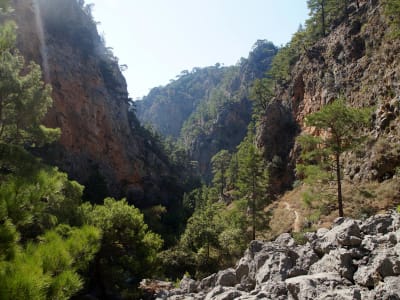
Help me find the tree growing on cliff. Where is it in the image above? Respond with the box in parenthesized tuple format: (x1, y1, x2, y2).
(250, 78, 274, 118)
(0, 21, 60, 147)
(306, 0, 351, 39)
(307, 0, 329, 37)
(296, 99, 371, 217)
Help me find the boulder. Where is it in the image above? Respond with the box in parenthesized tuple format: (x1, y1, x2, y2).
(309, 248, 356, 281)
(204, 286, 244, 300)
(317, 287, 370, 300)
(313, 219, 362, 255)
(179, 276, 198, 293)
(204, 285, 225, 300)
(199, 273, 217, 290)
(235, 254, 256, 290)
(163, 212, 400, 300)
(354, 247, 400, 288)
(360, 213, 396, 235)
(255, 248, 296, 284)
(285, 272, 350, 299)
(288, 244, 319, 277)
(212, 289, 243, 300)
(259, 280, 287, 298)
(216, 269, 237, 287)
(275, 233, 296, 247)
(372, 276, 400, 300)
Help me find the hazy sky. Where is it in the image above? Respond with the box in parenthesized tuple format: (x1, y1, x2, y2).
(90, 1, 309, 99)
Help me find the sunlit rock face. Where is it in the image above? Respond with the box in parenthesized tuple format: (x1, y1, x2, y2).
(259, 0, 400, 188)
(11, 0, 182, 206)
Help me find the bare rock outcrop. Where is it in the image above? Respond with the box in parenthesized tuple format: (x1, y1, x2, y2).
(152, 211, 400, 299)
(258, 0, 400, 189)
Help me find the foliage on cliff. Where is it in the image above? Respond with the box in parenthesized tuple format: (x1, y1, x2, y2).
(296, 99, 372, 217)
(160, 124, 270, 279)
(0, 10, 164, 299)
(136, 40, 277, 181)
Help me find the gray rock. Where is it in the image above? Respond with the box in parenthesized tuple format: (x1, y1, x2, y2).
(354, 247, 400, 288)
(260, 280, 287, 298)
(309, 248, 356, 281)
(304, 231, 317, 243)
(316, 227, 330, 237)
(255, 248, 296, 284)
(204, 285, 225, 300)
(318, 287, 370, 300)
(167, 295, 196, 300)
(235, 255, 256, 291)
(372, 276, 400, 299)
(247, 240, 264, 258)
(179, 276, 198, 293)
(235, 257, 251, 282)
(168, 212, 400, 300)
(288, 244, 319, 277)
(313, 219, 362, 255)
(360, 213, 395, 235)
(361, 234, 380, 251)
(275, 233, 296, 247)
(209, 288, 244, 300)
(204, 286, 245, 300)
(199, 273, 217, 290)
(216, 268, 237, 287)
(285, 272, 350, 299)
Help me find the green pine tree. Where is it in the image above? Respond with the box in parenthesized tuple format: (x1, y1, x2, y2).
(211, 150, 231, 200)
(236, 124, 269, 240)
(296, 99, 371, 217)
(0, 21, 60, 147)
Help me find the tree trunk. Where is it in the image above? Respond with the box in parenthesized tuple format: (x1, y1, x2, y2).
(336, 152, 344, 217)
(252, 175, 256, 240)
(252, 195, 256, 240)
(321, 0, 326, 36)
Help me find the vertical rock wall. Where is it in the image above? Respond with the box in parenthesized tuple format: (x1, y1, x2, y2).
(11, 0, 181, 206)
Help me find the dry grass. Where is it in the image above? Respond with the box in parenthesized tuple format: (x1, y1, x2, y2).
(262, 177, 400, 240)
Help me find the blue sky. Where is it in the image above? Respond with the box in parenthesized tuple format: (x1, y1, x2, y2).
(90, 1, 309, 99)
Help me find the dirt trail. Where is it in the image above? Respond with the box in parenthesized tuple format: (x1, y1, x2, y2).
(284, 202, 301, 232)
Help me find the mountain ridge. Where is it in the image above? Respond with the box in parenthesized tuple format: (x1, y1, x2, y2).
(136, 40, 278, 181)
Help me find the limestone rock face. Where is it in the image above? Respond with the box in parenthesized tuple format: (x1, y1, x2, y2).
(258, 0, 400, 188)
(12, 0, 183, 206)
(186, 98, 252, 181)
(136, 41, 277, 182)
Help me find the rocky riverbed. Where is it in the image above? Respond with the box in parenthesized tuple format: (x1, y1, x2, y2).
(145, 211, 400, 299)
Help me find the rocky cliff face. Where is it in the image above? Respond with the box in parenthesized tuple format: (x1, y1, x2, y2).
(137, 41, 277, 181)
(151, 211, 400, 299)
(12, 0, 183, 207)
(186, 98, 253, 181)
(136, 66, 228, 139)
(261, 0, 400, 187)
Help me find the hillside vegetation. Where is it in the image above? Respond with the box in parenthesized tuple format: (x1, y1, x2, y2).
(136, 40, 277, 180)
(1, 0, 400, 299)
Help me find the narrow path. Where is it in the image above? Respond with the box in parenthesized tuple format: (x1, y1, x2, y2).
(284, 201, 301, 232)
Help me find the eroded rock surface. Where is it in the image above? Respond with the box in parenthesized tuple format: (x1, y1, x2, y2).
(151, 211, 400, 299)
(12, 0, 187, 206)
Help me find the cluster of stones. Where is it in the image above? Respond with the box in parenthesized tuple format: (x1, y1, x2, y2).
(152, 211, 400, 299)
